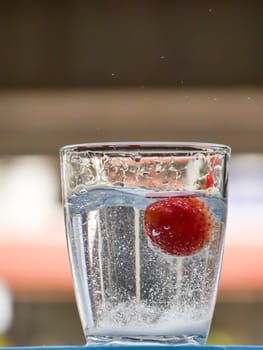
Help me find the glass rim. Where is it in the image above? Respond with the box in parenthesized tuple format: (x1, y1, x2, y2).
(60, 141, 231, 155)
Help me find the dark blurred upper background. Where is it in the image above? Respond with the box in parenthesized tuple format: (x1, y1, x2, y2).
(1, 0, 263, 88)
(0, 0, 263, 154)
(0, 0, 263, 347)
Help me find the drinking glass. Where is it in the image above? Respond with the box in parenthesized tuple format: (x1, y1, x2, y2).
(60, 142, 231, 346)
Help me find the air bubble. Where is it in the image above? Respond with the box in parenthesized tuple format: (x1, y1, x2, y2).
(152, 229, 160, 237)
(134, 154, 141, 162)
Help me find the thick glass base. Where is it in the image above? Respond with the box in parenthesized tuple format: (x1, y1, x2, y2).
(85, 334, 206, 346)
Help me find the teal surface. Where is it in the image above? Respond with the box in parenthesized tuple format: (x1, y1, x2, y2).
(2, 347, 263, 350)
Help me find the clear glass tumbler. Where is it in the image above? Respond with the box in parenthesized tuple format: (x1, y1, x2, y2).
(60, 142, 231, 346)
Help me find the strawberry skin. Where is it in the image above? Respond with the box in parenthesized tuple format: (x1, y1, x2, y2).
(144, 197, 214, 256)
(205, 171, 214, 189)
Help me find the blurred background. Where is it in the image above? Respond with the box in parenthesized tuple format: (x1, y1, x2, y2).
(0, 0, 263, 346)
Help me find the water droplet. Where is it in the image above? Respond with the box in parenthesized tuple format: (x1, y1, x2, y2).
(164, 225, 171, 230)
(213, 97, 217, 102)
(111, 73, 115, 77)
(160, 55, 165, 60)
(180, 80, 184, 85)
(247, 96, 252, 101)
(209, 8, 213, 13)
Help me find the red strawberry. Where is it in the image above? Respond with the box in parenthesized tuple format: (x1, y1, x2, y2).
(144, 197, 214, 256)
